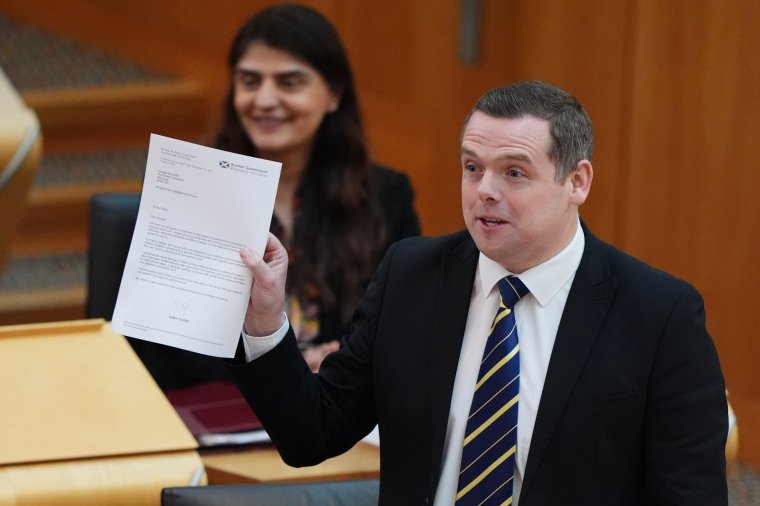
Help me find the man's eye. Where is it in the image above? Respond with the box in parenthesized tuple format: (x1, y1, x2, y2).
(464, 164, 478, 172)
(507, 169, 523, 177)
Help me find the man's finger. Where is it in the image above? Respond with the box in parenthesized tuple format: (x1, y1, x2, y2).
(239, 246, 260, 269)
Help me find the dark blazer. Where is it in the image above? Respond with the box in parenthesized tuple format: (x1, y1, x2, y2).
(229, 225, 728, 505)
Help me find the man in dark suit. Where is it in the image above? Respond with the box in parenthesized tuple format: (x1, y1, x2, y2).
(230, 81, 727, 505)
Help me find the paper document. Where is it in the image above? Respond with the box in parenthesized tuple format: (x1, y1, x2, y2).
(111, 134, 281, 358)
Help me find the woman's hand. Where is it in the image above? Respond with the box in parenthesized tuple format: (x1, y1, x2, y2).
(302, 341, 341, 372)
(239, 233, 289, 336)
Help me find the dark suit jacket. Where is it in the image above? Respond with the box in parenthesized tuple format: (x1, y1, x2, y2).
(87, 165, 419, 390)
(229, 225, 727, 505)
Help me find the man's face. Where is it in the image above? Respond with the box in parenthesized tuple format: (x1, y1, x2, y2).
(461, 112, 588, 273)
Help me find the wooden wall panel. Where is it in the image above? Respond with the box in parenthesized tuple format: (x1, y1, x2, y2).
(622, 0, 760, 466)
(338, 0, 630, 236)
(460, 0, 632, 241)
(339, 2, 465, 235)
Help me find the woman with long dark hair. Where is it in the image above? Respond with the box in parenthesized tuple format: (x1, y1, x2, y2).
(217, 4, 420, 369)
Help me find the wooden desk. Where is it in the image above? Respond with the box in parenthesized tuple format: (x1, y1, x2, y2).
(0, 320, 204, 505)
(201, 442, 380, 484)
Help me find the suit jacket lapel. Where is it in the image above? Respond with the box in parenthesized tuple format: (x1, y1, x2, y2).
(429, 233, 479, 491)
(521, 228, 619, 495)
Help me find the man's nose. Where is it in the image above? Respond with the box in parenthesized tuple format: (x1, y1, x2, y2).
(477, 170, 501, 201)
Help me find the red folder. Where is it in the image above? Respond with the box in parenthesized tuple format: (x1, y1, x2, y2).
(164, 381, 266, 446)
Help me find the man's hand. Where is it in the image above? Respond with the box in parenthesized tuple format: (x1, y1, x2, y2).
(240, 233, 288, 336)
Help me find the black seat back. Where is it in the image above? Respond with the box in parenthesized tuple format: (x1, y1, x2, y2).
(86, 193, 140, 319)
(161, 479, 380, 506)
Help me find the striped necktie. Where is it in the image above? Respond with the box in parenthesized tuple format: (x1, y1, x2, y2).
(456, 275, 529, 505)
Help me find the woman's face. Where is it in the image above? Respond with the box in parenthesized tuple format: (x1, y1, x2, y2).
(233, 42, 339, 162)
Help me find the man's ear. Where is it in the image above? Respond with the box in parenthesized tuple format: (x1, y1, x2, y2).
(568, 160, 593, 206)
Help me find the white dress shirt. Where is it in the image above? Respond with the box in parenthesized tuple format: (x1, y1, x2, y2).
(243, 221, 585, 505)
(434, 222, 584, 505)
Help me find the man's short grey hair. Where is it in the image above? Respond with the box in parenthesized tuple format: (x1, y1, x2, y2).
(466, 81, 593, 182)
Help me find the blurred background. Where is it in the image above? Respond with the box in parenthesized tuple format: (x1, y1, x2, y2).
(0, 0, 758, 485)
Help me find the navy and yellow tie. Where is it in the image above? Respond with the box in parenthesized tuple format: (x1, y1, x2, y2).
(456, 275, 529, 505)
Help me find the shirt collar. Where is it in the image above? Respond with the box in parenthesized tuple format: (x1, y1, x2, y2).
(478, 219, 585, 307)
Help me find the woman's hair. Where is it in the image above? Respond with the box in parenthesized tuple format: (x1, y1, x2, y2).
(215, 3, 386, 320)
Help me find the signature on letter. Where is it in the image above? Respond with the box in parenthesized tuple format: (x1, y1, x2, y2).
(169, 296, 193, 320)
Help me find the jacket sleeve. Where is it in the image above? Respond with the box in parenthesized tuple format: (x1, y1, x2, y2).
(226, 241, 399, 466)
(643, 283, 728, 504)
